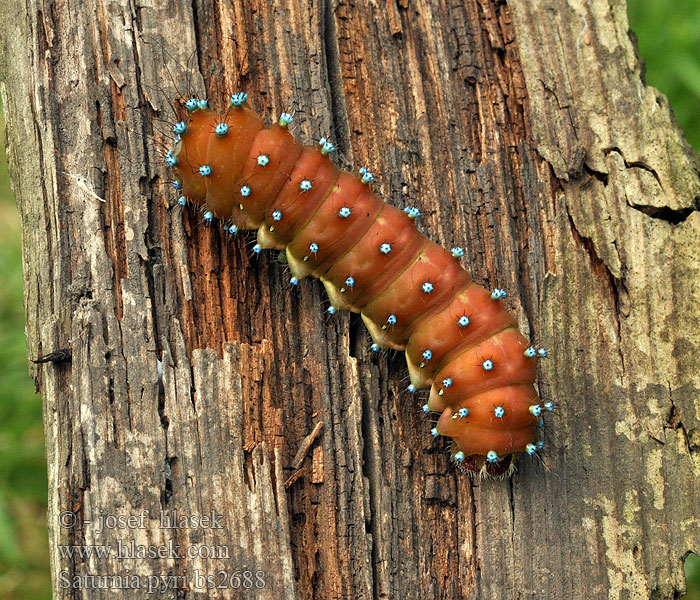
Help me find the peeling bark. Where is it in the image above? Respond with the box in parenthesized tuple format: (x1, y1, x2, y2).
(1, 0, 699, 598)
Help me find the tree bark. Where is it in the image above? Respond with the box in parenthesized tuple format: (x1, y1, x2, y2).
(1, 0, 699, 598)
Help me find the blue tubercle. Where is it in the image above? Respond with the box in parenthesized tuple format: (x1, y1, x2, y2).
(197, 99, 208, 110)
(370, 343, 379, 352)
(203, 211, 213, 222)
(290, 277, 299, 286)
(380, 243, 392, 254)
(185, 98, 198, 111)
(529, 404, 542, 417)
(482, 359, 494, 371)
(538, 348, 548, 358)
(279, 112, 294, 127)
(272, 210, 282, 221)
(422, 349, 432, 361)
(300, 180, 312, 192)
(319, 137, 335, 154)
(257, 154, 269, 166)
(544, 401, 554, 412)
(177, 196, 187, 206)
(404, 206, 421, 219)
(486, 451, 499, 463)
(309, 243, 319, 254)
(359, 167, 374, 184)
(458, 407, 469, 418)
(431, 427, 439, 438)
(458, 315, 470, 327)
(451, 247, 465, 258)
(339, 207, 351, 218)
(344, 276, 355, 289)
(165, 151, 177, 167)
(524, 346, 537, 358)
(494, 406, 505, 418)
(252, 244, 261, 254)
(537, 441, 545, 450)
(422, 282, 434, 293)
(173, 121, 187, 135)
(408, 384, 417, 394)
(215, 123, 229, 137)
(230, 92, 248, 107)
(240, 185, 251, 197)
(422, 404, 430, 414)
(387, 314, 397, 326)
(525, 443, 537, 456)
(228, 224, 238, 235)
(454, 451, 465, 463)
(442, 377, 453, 388)
(199, 165, 211, 176)
(172, 180, 182, 190)
(491, 288, 507, 300)
(328, 306, 336, 315)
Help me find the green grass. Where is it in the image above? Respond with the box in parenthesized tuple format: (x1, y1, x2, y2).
(0, 3, 696, 598)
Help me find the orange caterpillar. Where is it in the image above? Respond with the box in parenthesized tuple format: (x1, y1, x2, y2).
(167, 94, 551, 477)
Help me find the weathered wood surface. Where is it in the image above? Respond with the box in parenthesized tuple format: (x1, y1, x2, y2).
(1, 0, 699, 597)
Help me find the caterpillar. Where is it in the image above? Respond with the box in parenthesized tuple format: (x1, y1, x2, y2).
(166, 93, 551, 477)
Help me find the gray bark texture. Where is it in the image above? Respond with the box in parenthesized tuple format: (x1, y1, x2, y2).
(1, 0, 699, 598)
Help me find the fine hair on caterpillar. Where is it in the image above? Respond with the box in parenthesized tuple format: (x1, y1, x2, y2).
(163, 89, 553, 478)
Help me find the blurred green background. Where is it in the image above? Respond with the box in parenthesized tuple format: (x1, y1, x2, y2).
(628, 0, 700, 151)
(0, 2, 698, 597)
(0, 105, 51, 598)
